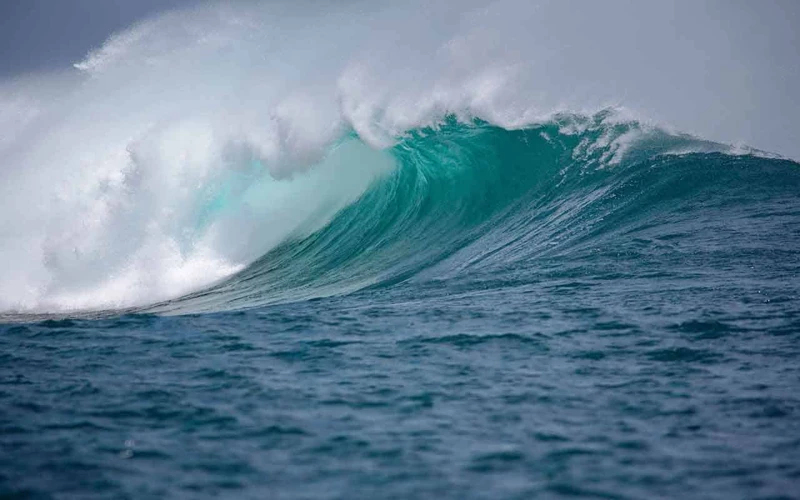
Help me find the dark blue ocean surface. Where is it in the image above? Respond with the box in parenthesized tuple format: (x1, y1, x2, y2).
(2, 117, 800, 498)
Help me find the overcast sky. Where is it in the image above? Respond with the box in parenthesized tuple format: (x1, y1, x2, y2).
(0, 0, 200, 77)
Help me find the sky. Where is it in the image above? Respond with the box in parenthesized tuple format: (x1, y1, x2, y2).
(0, 0, 201, 77)
(0, 0, 798, 158)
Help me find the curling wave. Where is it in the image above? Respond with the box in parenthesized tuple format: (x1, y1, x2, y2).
(147, 113, 799, 315)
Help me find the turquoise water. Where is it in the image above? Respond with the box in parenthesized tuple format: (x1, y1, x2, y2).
(2, 115, 800, 498)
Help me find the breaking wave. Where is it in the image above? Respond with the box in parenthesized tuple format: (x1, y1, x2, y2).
(0, 1, 797, 316)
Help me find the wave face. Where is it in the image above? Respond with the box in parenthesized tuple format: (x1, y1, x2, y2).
(137, 113, 799, 315)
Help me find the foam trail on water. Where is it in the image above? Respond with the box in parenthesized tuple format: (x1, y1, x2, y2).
(0, 0, 797, 312)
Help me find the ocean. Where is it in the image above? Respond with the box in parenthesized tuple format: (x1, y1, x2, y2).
(1, 2, 800, 499)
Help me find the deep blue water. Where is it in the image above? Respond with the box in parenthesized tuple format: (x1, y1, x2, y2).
(2, 116, 800, 498)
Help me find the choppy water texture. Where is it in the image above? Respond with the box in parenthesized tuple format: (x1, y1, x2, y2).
(2, 116, 800, 499)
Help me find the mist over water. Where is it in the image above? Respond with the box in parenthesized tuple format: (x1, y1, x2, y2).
(1, 2, 799, 499)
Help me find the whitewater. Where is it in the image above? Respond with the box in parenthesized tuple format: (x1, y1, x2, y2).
(1, 1, 799, 499)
